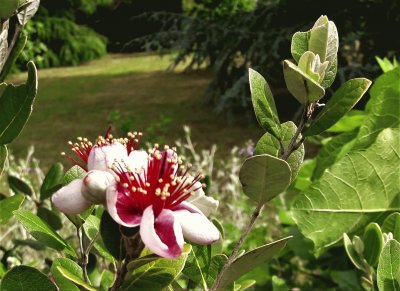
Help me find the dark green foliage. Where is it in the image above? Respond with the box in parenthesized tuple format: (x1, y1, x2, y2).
(144, 0, 400, 113)
(19, 17, 107, 68)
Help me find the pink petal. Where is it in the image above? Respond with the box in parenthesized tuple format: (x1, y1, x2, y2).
(140, 206, 184, 259)
(172, 202, 220, 245)
(52, 179, 91, 214)
(106, 185, 142, 227)
(87, 142, 127, 172)
(82, 170, 115, 204)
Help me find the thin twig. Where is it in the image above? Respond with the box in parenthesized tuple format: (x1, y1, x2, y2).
(211, 101, 318, 291)
(210, 201, 264, 291)
(77, 227, 89, 283)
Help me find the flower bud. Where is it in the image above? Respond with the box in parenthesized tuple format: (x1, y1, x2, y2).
(298, 51, 329, 83)
(82, 170, 115, 204)
(283, 59, 325, 104)
(352, 235, 364, 256)
(52, 179, 91, 215)
(87, 142, 127, 172)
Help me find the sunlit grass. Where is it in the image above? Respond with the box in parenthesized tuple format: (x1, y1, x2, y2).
(8, 53, 261, 169)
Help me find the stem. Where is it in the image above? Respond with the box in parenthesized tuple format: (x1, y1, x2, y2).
(110, 259, 128, 291)
(77, 227, 89, 283)
(210, 201, 264, 291)
(6, 23, 22, 60)
(211, 102, 317, 291)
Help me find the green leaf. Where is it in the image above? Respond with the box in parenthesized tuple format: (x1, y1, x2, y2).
(377, 240, 400, 291)
(330, 270, 361, 291)
(51, 258, 82, 291)
(83, 215, 114, 261)
(215, 237, 291, 290)
(239, 154, 291, 203)
(0, 0, 19, 19)
(312, 130, 358, 180)
(40, 163, 64, 200)
(249, 68, 281, 140)
(255, 121, 304, 181)
(127, 254, 160, 272)
(293, 159, 316, 191)
(17, 0, 39, 25)
(292, 128, 400, 253)
(0, 61, 37, 145)
(343, 233, 365, 271)
(283, 60, 325, 104)
(272, 275, 290, 291)
(56, 266, 96, 291)
(63, 165, 86, 185)
(326, 110, 366, 133)
(37, 207, 62, 231)
(8, 175, 33, 196)
(376, 56, 398, 73)
(291, 30, 311, 63)
(0, 145, 7, 176)
(13, 209, 76, 257)
(0, 194, 24, 224)
(320, 56, 337, 89)
(363, 223, 384, 267)
(355, 67, 400, 149)
(382, 213, 400, 242)
(205, 254, 228, 287)
(99, 270, 114, 291)
(0, 33, 27, 83)
(121, 245, 191, 291)
(182, 244, 211, 289)
(100, 210, 125, 260)
(0, 265, 55, 291)
(304, 78, 371, 136)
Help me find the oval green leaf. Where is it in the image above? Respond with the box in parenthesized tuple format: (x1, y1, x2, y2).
(363, 223, 384, 267)
(382, 213, 400, 242)
(249, 68, 281, 140)
(304, 78, 372, 136)
(291, 30, 311, 63)
(292, 129, 400, 253)
(40, 162, 64, 200)
(255, 121, 304, 181)
(0, 193, 24, 225)
(215, 237, 291, 291)
(0, 61, 37, 145)
(8, 175, 33, 196)
(13, 209, 76, 257)
(121, 244, 191, 291)
(51, 258, 82, 291)
(239, 154, 291, 203)
(343, 233, 365, 271)
(0, 265, 55, 291)
(283, 60, 325, 104)
(377, 240, 400, 291)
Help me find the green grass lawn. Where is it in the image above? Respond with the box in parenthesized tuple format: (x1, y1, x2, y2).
(9, 53, 262, 169)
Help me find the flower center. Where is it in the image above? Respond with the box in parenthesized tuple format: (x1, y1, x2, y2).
(112, 145, 204, 217)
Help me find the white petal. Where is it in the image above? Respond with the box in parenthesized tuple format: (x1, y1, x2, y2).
(82, 170, 115, 204)
(186, 183, 219, 217)
(52, 179, 91, 214)
(173, 202, 220, 245)
(127, 150, 148, 174)
(140, 206, 184, 259)
(105, 185, 141, 227)
(87, 142, 127, 172)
